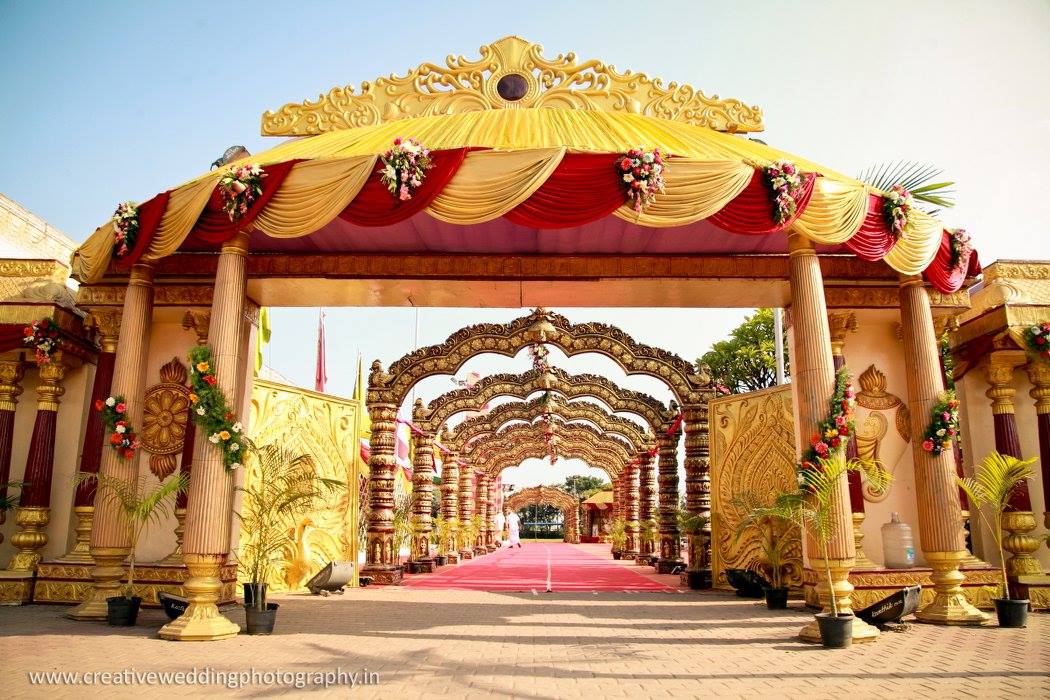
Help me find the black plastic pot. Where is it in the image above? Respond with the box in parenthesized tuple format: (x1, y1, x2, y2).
(612, 551, 622, 560)
(686, 571, 707, 590)
(994, 598, 1029, 628)
(765, 587, 789, 610)
(158, 591, 188, 620)
(244, 602, 279, 635)
(435, 555, 447, 567)
(243, 582, 268, 609)
(106, 596, 142, 626)
(815, 613, 854, 649)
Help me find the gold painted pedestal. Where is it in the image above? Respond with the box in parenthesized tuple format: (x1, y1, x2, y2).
(158, 555, 240, 641)
(799, 559, 879, 644)
(68, 547, 128, 620)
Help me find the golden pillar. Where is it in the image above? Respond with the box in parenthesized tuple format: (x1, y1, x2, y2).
(0, 359, 25, 547)
(683, 405, 711, 582)
(1028, 361, 1050, 551)
(486, 476, 499, 551)
(70, 263, 155, 620)
(478, 473, 493, 552)
(656, 405, 683, 574)
(359, 401, 402, 582)
(983, 351, 1042, 578)
(475, 472, 489, 555)
(623, 460, 640, 559)
(159, 233, 249, 641)
(441, 455, 459, 563)
(636, 449, 657, 562)
(787, 234, 876, 643)
(900, 275, 987, 625)
(458, 463, 475, 559)
(410, 428, 436, 572)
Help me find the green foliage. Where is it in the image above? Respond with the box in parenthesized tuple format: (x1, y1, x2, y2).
(958, 452, 1037, 599)
(187, 344, 245, 471)
(391, 496, 414, 563)
(561, 475, 608, 500)
(0, 482, 24, 512)
(857, 161, 956, 214)
(609, 517, 627, 550)
(678, 511, 711, 572)
(458, 513, 481, 550)
(432, 513, 452, 556)
(74, 471, 187, 597)
(699, 309, 788, 393)
(732, 493, 799, 589)
(234, 441, 341, 601)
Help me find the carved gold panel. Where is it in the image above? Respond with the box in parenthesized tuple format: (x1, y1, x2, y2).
(141, 358, 190, 480)
(709, 385, 802, 590)
(245, 380, 362, 592)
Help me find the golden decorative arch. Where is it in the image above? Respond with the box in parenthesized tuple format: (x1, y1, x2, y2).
(373, 309, 711, 409)
(414, 366, 670, 436)
(444, 393, 653, 455)
(503, 486, 581, 544)
(262, 35, 763, 136)
(470, 422, 632, 478)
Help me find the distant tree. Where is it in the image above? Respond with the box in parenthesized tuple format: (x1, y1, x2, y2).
(699, 309, 789, 394)
(561, 475, 608, 501)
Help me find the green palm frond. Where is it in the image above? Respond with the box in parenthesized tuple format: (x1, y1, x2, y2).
(958, 452, 1036, 512)
(857, 161, 956, 213)
(0, 482, 25, 511)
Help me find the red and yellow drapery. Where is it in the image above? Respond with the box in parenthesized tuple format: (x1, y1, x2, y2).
(72, 109, 977, 291)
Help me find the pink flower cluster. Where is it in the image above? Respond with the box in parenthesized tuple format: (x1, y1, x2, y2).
(883, 184, 913, 239)
(111, 201, 139, 258)
(617, 148, 666, 213)
(219, 164, 266, 221)
(948, 228, 973, 275)
(22, 317, 60, 366)
(1025, 322, 1050, 363)
(380, 137, 433, 201)
(921, 391, 960, 456)
(529, 343, 550, 373)
(764, 160, 805, 225)
(95, 395, 140, 460)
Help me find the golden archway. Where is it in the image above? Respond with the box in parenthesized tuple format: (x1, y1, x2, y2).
(470, 422, 633, 478)
(503, 486, 582, 544)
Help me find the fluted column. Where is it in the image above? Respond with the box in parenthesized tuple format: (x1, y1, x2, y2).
(636, 448, 657, 563)
(62, 312, 119, 562)
(623, 460, 640, 559)
(683, 405, 711, 583)
(159, 234, 249, 641)
(0, 360, 25, 548)
(656, 406, 683, 574)
(71, 263, 155, 620)
(1028, 361, 1050, 551)
(897, 275, 988, 625)
(441, 456, 459, 563)
(458, 463, 475, 559)
(983, 351, 1041, 579)
(787, 234, 875, 642)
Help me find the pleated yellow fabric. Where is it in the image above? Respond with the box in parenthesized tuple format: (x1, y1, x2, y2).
(70, 221, 116, 282)
(884, 210, 943, 276)
(791, 179, 869, 245)
(427, 148, 565, 225)
(252, 156, 376, 238)
(612, 159, 753, 228)
(142, 173, 222, 262)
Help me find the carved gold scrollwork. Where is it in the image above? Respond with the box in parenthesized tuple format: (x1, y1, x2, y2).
(473, 422, 631, 478)
(140, 358, 190, 480)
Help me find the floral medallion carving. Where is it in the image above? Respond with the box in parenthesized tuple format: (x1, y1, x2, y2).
(140, 358, 190, 480)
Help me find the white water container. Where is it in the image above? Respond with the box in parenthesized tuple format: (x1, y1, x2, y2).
(882, 512, 915, 569)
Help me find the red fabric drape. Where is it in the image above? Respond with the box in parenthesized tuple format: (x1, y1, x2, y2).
(708, 169, 817, 235)
(844, 193, 895, 261)
(189, 160, 300, 244)
(922, 229, 982, 293)
(0, 325, 28, 354)
(339, 148, 470, 227)
(504, 152, 625, 229)
(113, 190, 172, 270)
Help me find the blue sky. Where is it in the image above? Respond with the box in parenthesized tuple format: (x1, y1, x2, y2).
(3, 0, 1048, 486)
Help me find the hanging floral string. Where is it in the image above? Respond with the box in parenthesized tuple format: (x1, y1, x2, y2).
(218, 163, 266, 221)
(187, 345, 245, 470)
(529, 343, 550, 373)
(617, 147, 666, 213)
(948, 228, 973, 275)
(95, 395, 140, 460)
(882, 185, 913, 240)
(1024, 322, 1050, 363)
(111, 201, 139, 259)
(797, 368, 856, 490)
(22, 317, 61, 366)
(380, 138, 433, 201)
(764, 160, 805, 225)
(921, 390, 961, 456)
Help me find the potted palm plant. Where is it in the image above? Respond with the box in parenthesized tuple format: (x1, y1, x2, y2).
(638, 519, 657, 565)
(957, 451, 1038, 628)
(74, 472, 187, 626)
(458, 514, 480, 558)
(432, 513, 449, 566)
(679, 511, 711, 589)
(235, 441, 340, 634)
(733, 494, 798, 609)
(470, 514, 486, 556)
(609, 517, 626, 559)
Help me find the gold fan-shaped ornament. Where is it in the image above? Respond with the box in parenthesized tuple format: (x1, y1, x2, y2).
(141, 357, 191, 480)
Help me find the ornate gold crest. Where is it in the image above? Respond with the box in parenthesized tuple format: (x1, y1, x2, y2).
(140, 358, 191, 480)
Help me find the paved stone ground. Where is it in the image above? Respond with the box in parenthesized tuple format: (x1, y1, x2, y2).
(2, 586, 1047, 699)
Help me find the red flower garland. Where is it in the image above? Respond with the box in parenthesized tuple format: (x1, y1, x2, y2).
(1024, 322, 1050, 363)
(617, 148, 666, 212)
(95, 394, 140, 460)
(764, 160, 805, 225)
(23, 317, 61, 366)
(797, 368, 856, 491)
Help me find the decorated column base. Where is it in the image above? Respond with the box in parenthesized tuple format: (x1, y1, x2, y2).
(459, 549, 474, 560)
(0, 570, 34, 605)
(486, 543, 498, 553)
(158, 554, 239, 641)
(473, 546, 487, 556)
(656, 559, 683, 575)
(444, 552, 460, 565)
(412, 559, 435, 574)
(914, 551, 989, 625)
(57, 506, 94, 563)
(1016, 574, 1050, 610)
(799, 558, 879, 644)
(851, 513, 878, 570)
(68, 547, 128, 620)
(7, 506, 51, 571)
(360, 564, 404, 585)
(160, 507, 187, 565)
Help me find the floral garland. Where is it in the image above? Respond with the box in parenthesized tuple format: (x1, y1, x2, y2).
(95, 395, 140, 460)
(187, 345, 245, 470)
(617, 148, 666, 213)
(1025, 322, 1050, 363)
(764, 160, 805, 225)
(948, 228, 973, 275)
(921, 390, 960, 456)
(882, 184, 913, 240)
(111, 201, 139, 259)
(380, 138, 433, 201)
(797, 368, 856, 490)
(218, 163, 266, 221)
(22, 317, 61, 366)
(529, 343, 550, 373)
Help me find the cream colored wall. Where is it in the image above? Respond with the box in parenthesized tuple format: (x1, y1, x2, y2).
(957, 366, 1050, 571)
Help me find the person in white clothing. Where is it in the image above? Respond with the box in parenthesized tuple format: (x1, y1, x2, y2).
(505, 508, 521, 548)
(494, 510, 506, 547)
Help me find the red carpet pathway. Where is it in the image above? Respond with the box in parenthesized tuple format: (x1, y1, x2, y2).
(402, 542, 675, 592)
